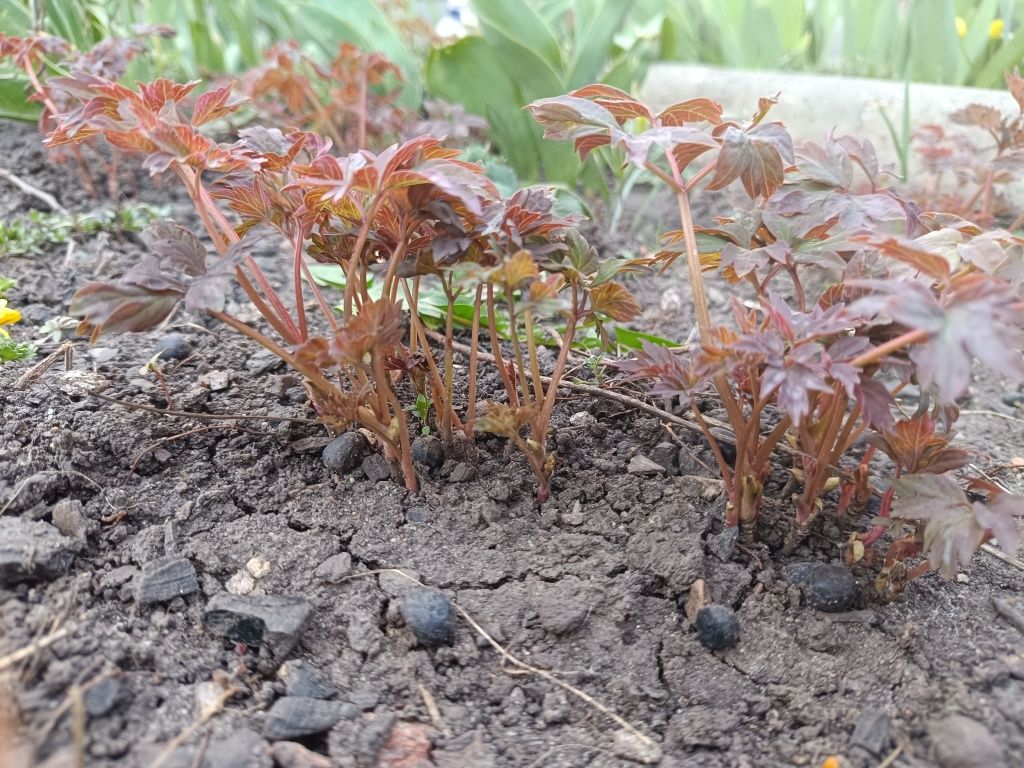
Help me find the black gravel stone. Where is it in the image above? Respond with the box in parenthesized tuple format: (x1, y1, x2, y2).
(262, 696, 356, 741)
(153, 333, 190, 361)
(400, 588, 456, 647)
(203, 593, 312, 659)
(279, 660, 337, 700)
(784, 562, 858, 612)
(322, 432, 369, 473)
(695, 603, 740, 650)
(136, 556, 199, 604)
(411, 435, 445, 469)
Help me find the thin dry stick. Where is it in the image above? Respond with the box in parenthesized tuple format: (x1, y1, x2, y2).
(876, 744, 903, 768)
(992, 597, 1024, 633)
(70, 684, 86, 768)
(89, 391, 319, 424)
(0, 166, 69, 214)
(0, 468, 115, 517)
(0, 627, 69, 672)
(148, 684, 239, 768)
(417, 684, 452, 738)
(340, 568, 657, 749)
(960, 409, 1024, 424)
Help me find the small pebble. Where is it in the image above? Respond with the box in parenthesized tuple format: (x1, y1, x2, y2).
(226, 570, 256, 595)
(411, 435, 445, 469)
(153, 333, 190, 361)
(84, 677, 125, 718)
(322, 433, 369, 473)
(1001, 391, 1024, 408)
(627, 455, 665, 475)
(314, 553, 352, 583)
(695, 603, 740, 650)
(568, 411, 597, 428)
(400, 588, 456, 647)
(247, 556, 272, 579)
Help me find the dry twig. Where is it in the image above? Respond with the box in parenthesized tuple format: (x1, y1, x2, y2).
(339, 568, 658, 751)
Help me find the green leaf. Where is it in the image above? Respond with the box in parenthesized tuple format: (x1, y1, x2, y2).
(0, 74, 40, 122)
(613, 326, 681, 351)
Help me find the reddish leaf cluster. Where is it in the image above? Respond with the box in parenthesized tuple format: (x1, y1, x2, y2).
(48, 71, 639, 499)
(912, 69, 1024, 225)
(531, 84, 1024, 590)
(239, 41, 408, 152)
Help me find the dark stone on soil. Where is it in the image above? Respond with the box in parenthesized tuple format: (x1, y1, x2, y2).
(360, 454, 393, 482)
(280, 660, 336, 700)
(400, 588, 456, 647)
(450, 462, 476, 482)
(929, 715, 1005, 767)
(85, 677, 126, 717)
(707, 526, 739, 562)
(411, 435, 445, 469)
(650, 441, 679, 474)
(269, 741, 331, 768)
(321, 432, 369, 473)
(695, 604, 740, 650)
(50, 498, 95, 541)
(313, 552, 352, 583)
(0, 517, 77, 582)
(203, 593, 312, 659)
(263, 697, 356, 741)
(406, 506, 429, 523)
(850, 709, 890, 755)
(153, 333, 190, 361)
(136, 556, 199, 604)
(784, 562, 858, 612)
(1001, 390, 1024, 408)
(205, 727, 272, 768)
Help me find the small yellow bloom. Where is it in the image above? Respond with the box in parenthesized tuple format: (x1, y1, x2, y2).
(956, 16, 967, 38)
(990, 18, 1005, 39)
(0, 299, 21, 337)
(822, 758, 841, 768)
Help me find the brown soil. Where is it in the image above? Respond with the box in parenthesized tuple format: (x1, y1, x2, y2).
(2, 118, 1024, 768)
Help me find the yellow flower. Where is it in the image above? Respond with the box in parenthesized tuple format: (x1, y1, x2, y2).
(990, 18, 1005, 39)
(0, 299, 21, 337)
(955, 16, 967, 37)
(821, 758, 841, 768)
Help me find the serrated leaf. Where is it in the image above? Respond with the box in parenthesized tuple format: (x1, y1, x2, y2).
(588, 282, 641, 322)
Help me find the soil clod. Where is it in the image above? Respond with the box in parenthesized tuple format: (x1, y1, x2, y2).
(313, 553, 352, 583)
(785, 562, 858, 612)
(695, 603, 740, 650)
(321, 432, 369, 474)
(929, 714, 1005, 768)
(0, 517, 78, 582)
(400, 588, 456, 647)
(360, 454, 394, 482)
(269, 741, 331, 768)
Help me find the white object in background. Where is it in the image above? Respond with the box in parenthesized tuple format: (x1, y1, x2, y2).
(435, 0, 478, 39)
